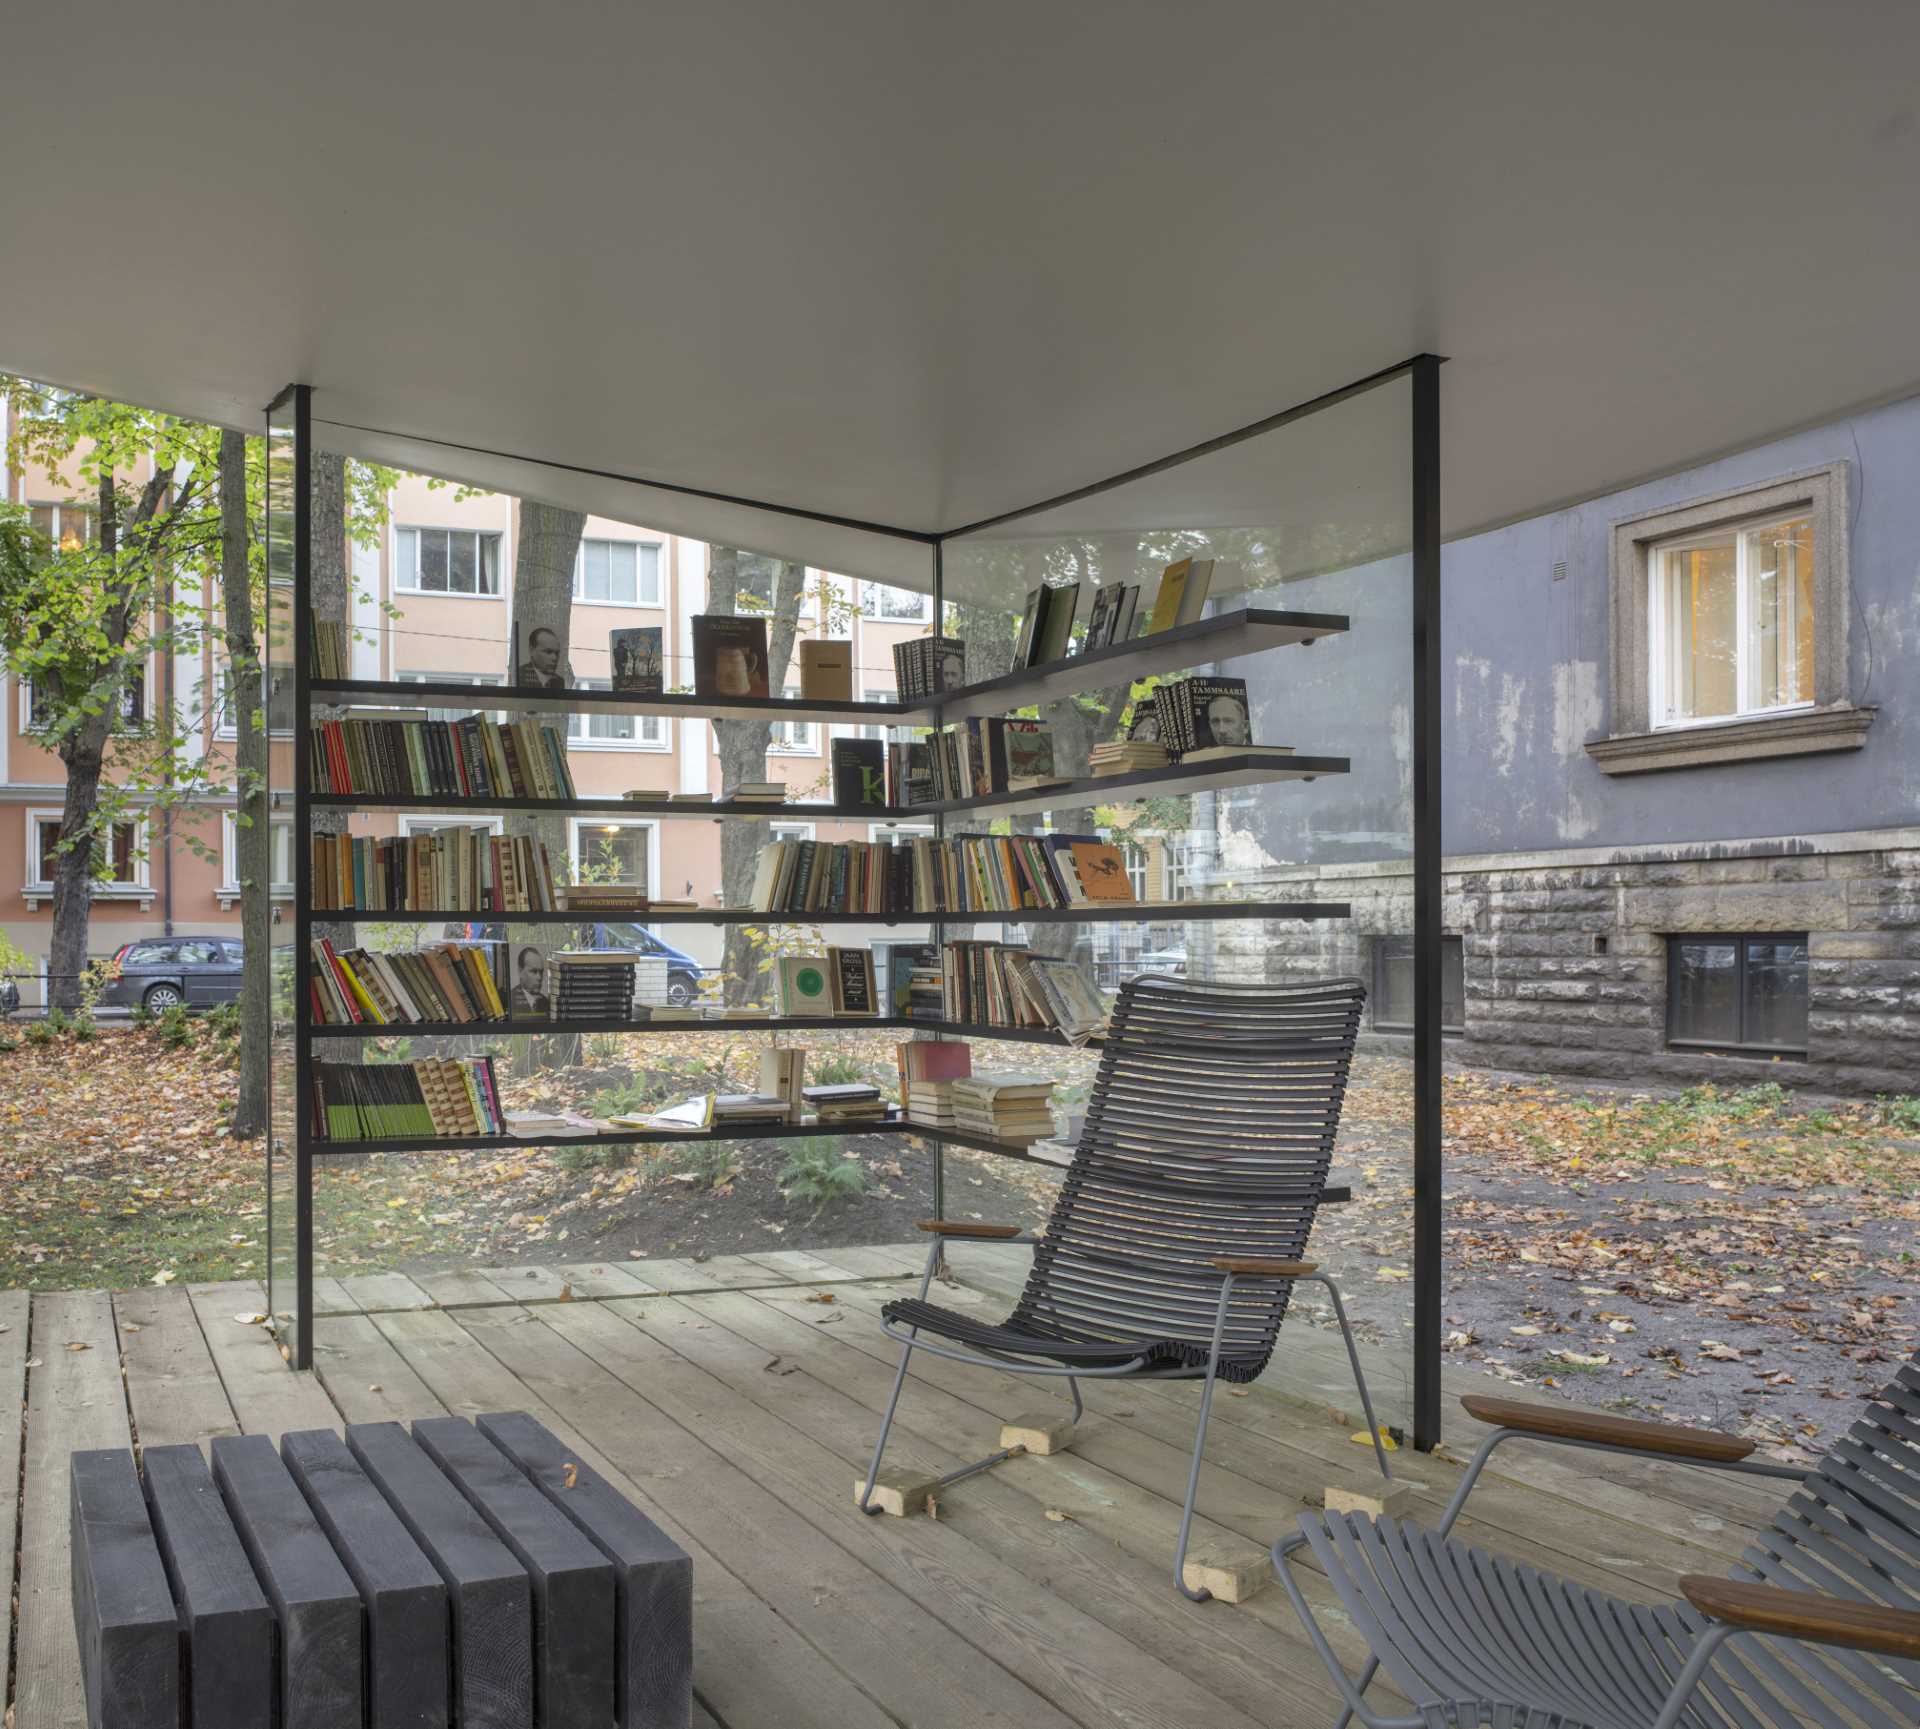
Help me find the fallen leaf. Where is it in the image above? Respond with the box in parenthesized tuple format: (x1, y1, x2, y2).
(1044, 1508, 1073, 1522)
(1352, 1428, 1399, 1452)
(150, 1270, 175, 1287)
(65, 1341, 90, 1353)
(562, 1462, 579, 1490)
(234, 1312, 267, 1326)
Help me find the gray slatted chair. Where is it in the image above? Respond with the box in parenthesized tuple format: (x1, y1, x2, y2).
(1274, 1352, 1920, 1728)
(858, 973, 1389, 1599)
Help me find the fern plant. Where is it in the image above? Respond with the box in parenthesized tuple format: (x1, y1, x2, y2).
(778, 1138, 874, 1212)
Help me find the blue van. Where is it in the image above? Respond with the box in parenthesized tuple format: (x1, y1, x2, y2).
(442, 920, 706, 1006)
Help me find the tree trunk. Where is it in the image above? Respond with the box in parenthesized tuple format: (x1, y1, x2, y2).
(709, 550, 807, 1003)
(46, 469, 124, 1012)
(508, 500, 586, 1068)
(309, 453, 352, 954)
(221, 429, 269, 1135)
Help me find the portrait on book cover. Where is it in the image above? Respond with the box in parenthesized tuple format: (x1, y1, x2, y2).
(515, 624, 573, 691)
(509, 944, 553, 1017)
(1203, 692, 1250, 747)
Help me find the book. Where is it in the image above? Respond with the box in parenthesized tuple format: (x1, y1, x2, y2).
(759, 1046, 806, 1111)
(311, 1057, 504, 1141)
(1003, 720, 1054, 783)
(873, 940, 939, 1013)
(1067, 841, 1134, 901)
(308, 715, 578, 800)
(691, 615, 770, 699)
(1175, 557, 1214, 625)
(830, 737, 887, 807)
(1079, 584, 1119, 655)
(889, 635, 965, 699)
(799, 639, 853, 701)
(1180, 743, 1295, 763)
(775, 956, 835, 1016)
(830, 945, 878, 1017)
(1146, 559, 1192, 635)
(713, 1092, 792, 1123)
(1183, 675, 1250, 751)
(503, 941, 556, 1019)
(1034, 583, 1079, 664)
(1013, 588, 1045, 668)
(640, 1095, 715, 1132)
(609, 626, 664, 693)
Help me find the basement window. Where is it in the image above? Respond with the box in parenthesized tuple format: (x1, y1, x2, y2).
(1666, 934, 1807, 1056)
(1372, 935, 1464, 1034)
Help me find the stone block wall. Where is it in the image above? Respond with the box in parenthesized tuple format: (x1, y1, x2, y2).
(1216, 827, 1920, 1097)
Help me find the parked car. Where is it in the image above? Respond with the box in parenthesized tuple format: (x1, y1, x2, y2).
(442, 921, 706, 1007)
(0, 975, 18, 1018)
(1136, 946, 1189, 975)
(97, 937, 245, 1012)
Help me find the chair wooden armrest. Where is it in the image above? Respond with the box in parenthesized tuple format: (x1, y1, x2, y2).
(1460, 1395, 1755, 1463)
(1211, 1258, 1317, 1278)
(915, 1220, 1027, 1239)
(1680, 1575, 1920, 1660)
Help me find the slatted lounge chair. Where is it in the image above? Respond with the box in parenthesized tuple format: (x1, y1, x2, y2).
(1273, 1351, 1920, 1729)
(857, 973, 1389, 1599)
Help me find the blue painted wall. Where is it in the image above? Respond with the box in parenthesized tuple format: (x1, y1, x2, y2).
(1440, 394, 1920, 856)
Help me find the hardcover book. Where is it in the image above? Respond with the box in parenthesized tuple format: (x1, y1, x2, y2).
(830, 737, 888, 807)
(1067, 840, 1135, 902)
(830, 945, 878, 1016)
(609, 626, 664, 693)
(800, 638, 853, 701)
(1146, 559, 1191, 635)
(775, 956, 834, 1015)
(1184, 675, 1251, 751)
(691, 615, 771, 699)
(1002, 719, 1055, 783)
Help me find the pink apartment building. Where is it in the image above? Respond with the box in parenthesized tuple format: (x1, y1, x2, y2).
(1, 455, 937, 1001)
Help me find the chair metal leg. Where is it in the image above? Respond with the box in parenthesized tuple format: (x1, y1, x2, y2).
(858, 1335, 916, 1515)
(1175, 1272, 1238, 1601)
(1068, 1376, 1084, 1423)
(1300, 1273, 1392, 1481)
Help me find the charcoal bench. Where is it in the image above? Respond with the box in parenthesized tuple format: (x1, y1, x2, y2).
(70, 1412, 692, 1729)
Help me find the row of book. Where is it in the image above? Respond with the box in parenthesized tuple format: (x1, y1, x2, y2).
(311, 619, 351, 679)
(891, 635, 966, 699)
(939, 941, 1107, 1043)
(311, 1057, 505, 1141)
(311, 829, 562, 914)
(748, 833, 1136, 916)
(310, 939, 638, 1026)
(1015, 556, 1216, 669)
(881, 720, 1059, 807)
(310, 714, 579, 801)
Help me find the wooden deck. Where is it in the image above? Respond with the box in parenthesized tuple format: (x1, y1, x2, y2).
(0, 1246, 1793, 1729)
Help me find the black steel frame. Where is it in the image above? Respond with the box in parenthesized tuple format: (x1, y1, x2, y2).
(270, 357, 1445, 1445)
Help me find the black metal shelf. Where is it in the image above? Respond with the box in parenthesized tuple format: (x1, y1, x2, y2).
(308, 606, 1349, 726)
(307, 750, 1346, 822)
(303, 899, 1349, 926)
(307, 1014, 1101, 1044)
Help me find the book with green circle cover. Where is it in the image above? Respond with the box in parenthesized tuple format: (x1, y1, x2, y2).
(776, 956, 833, 1015)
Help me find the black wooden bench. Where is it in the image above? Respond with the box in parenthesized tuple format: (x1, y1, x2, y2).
(71, 1412, 692, 1729)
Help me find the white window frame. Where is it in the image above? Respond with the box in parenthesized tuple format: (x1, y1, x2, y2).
(1646, 510, 1817, 732)
(768, 821, 816, 846)
(397, 812, 506, 839)
(567, 817, 659, 893)
(572, 538, 663, 608)
(392, 525, 504, 599)
(869, 820, 935, 844)
(22, 657, 152, 735)
(218, 811, 296, 909)
(844, 685, 900, 742)
(215, 657, 299, 740)
(767, 686, 819, 755)
(24, 807, 153, 910)
(566, 679, 669, 751)
(860, 581, 932, 623)
(26, 500, 97, 552)
(395, 670, 508, 726)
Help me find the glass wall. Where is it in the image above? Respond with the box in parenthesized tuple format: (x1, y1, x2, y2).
(941, 374, 1421, 1432)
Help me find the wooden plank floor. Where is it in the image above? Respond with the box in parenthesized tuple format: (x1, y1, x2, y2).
(1, 1249, 1789, 1729)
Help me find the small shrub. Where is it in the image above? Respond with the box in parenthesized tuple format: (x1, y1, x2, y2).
(666, 1142, 740, 1191)
(206, 1002, 242, 1041)
(45, 1007, 70, 1038)
(366, 1036, 415, 1065)
(810, 1052, 867, 1088)
(23, 1020, 56, 1047)
(129, 1001, 153, 1028)
(156, 1005, 195, 1049)
(0, 1034, 17, 1055)
(1876, 1094, 1920, 1134)
(70, 1014, 97, 1043)
(591, 1074, 664, 1118)
(554, 1140, 635, 1173)
(778, 1137, 874, 1211)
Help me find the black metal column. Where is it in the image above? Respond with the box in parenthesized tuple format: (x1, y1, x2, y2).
(288, 385, 315, 1371)
(1410, 356, 1443, 1451)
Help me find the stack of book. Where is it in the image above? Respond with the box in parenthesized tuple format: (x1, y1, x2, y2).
(887, 717, 1059, 804)
(725, 780, 787, 805)
(310, 938, 509, 1026)
(1146, 675, 1264, 761)
(938, 943, 1108, 1043)
(310, 618, 352, 678)
(504, 1109, 608, 1138)
(554, 952, 637, 1020)
(311, 1057, 504, 1142)
(748, 833, 1135, 916)
(892, 635, 965, 698)
(713, 1092, 793, 1126)
(559, 883, 651, 914)
(310, 714, 578, 800)
(1089, 738, 1171, 777)
(952, 1074, 1055, 1145)
(804, 1082, 887, 1123)
(899, 1040, 972, 1128)
(311, 830, 560, 914)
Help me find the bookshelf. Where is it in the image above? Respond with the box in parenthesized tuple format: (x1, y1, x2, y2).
(271, 359, 1441, 1416)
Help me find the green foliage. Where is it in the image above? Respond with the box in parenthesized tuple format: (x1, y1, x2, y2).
(809, 1051, 868, 1088)
(70, 1014, 97, 1043)
(155, 1005, 195, 1049)
(1876, 1094, 1920, 1134)
(129, 1001, 152, 1027)
(666, 1142, 739, 1191)
(366, 1036, 415, 1065)
(778, 1138, 875, 1211)
(205, 1002, 242, 1041)
(24, 1019, 58, 1046)
(554, 1139, 635, 1173)
(590, 1073, 665, 1117)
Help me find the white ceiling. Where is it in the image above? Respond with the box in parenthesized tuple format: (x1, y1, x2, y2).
(4, 1, 1917, 577)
